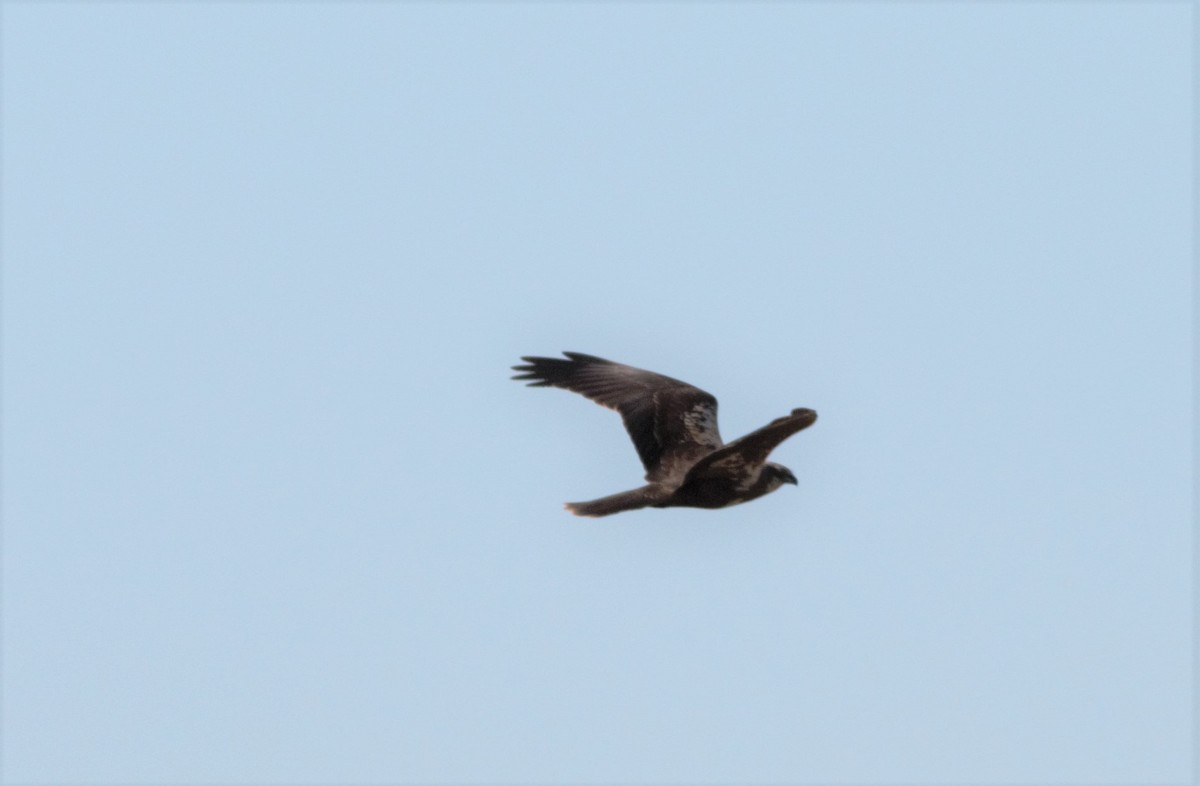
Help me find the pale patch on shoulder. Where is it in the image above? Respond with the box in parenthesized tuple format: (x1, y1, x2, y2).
(681, 403, 721, 448)
(707, 453, 746, 472)
(704, 452, 756, 491)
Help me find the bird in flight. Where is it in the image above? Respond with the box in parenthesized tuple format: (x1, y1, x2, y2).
(512, 352, 817, 517)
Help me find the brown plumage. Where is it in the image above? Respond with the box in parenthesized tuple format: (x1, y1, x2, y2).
(512, 352, 817, 517)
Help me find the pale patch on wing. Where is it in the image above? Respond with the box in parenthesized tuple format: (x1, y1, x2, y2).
(706, 454, 747, 472)
(681, 403, 721, 448)
(702, 452, 757, 491)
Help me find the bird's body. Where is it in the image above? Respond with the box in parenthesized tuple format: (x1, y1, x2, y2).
(512, 352, 816, 517)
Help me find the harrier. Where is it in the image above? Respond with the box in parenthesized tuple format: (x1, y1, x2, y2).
(512, 352, 817, 517)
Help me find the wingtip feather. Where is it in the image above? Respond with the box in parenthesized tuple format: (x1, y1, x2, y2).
(563, 502, 600, 518)
(562, 351, 608, 363)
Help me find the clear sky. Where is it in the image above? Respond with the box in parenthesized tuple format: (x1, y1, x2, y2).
(2, 3, 1192, 783)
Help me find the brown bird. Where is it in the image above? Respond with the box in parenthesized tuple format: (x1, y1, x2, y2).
(512, 352, 817, 517)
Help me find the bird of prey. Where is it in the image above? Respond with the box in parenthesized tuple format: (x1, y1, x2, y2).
(512, 352, 817, 517)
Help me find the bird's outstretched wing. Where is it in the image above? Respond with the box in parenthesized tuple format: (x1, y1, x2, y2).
(683, 408, 817, 486)
(512, 352, 723, 482)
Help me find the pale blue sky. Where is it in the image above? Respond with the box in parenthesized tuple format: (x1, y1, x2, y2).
(1, 2, 1192, 783)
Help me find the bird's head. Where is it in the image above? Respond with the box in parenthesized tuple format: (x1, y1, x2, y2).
(765, 462, 798, 488)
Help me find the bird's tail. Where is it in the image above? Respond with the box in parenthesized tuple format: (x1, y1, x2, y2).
(565, 485, 661, 518)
